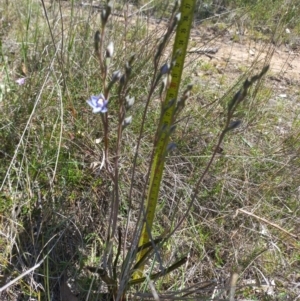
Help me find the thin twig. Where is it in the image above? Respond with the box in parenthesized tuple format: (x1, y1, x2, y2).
(237, 208, 298, 239)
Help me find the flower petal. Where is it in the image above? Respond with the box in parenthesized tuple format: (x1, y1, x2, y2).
(87, 99, 96, 108)
(15, 77, 26, 85)
(92, 107, 103, 113)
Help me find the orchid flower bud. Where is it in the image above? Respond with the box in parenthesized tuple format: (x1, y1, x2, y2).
(160, 63, 170, 75)
(94, 31, 101, 53)
(226, 120, 241, 132)
(101, 2, 112, 26)
(122, 116, 132, 129)
(106, 42, 114, 58)
(125, 96, 135, 110)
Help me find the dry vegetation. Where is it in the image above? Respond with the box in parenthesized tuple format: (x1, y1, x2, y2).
(0, 0, 300, 300)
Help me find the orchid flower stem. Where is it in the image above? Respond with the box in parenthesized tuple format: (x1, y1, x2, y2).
(99, 26, 105, 78)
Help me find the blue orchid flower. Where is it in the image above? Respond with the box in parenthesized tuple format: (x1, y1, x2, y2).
(87, 93, 108, 113)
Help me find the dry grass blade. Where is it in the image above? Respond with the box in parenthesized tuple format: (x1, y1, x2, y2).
(237, 208, 298, 239)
